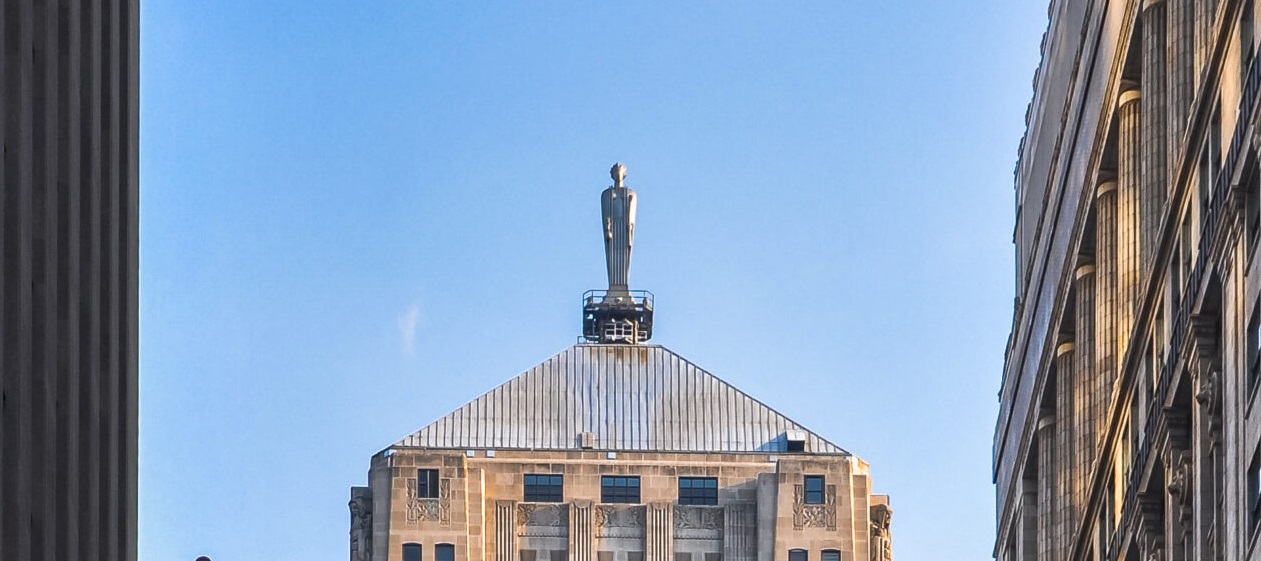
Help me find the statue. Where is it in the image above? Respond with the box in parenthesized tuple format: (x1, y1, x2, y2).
(601, 162, 637, 301)
(350, 495, 373, 561)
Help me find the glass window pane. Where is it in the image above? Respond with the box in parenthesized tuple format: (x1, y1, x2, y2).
(403, 543, 423, 561)
(436, 544, 455, 561)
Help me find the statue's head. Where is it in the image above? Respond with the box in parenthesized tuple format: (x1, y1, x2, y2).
(610, 162, 628, 188)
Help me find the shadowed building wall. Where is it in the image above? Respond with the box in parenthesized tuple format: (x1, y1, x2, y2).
(1, 1, 139, 561)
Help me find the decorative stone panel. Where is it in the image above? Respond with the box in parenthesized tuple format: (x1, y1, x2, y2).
(792, 484, 837, 530)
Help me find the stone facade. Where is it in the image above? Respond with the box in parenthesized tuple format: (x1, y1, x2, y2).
(353, 346, 892, 561)
(996, 1, 1261, 561)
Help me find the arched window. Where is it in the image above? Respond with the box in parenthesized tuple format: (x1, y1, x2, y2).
(403, 543, 423, 561)
(436, 543, 456, 561)
(788, 549, 808, 561)
(821, 550, 840, 561)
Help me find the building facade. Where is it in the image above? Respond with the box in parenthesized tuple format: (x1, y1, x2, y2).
(352, 166, 892, 561)
(995, 1, 1261, 561)
(1, 2, 139, 561)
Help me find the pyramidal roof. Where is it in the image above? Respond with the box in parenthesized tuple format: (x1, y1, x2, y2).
(393, 344, 848, 455)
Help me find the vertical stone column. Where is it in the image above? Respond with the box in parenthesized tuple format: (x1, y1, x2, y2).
(723, 502, 756, 561)
(645, 503, 674, 561)
(1142, 0, 1168, 273)
(1118, 89, 1143, 353)
(569, 500, 594, 561)
(1073, 261, 1096, 533)
(1167, 0, 1194, 173)
(496, 500, 518, 561)
(1199, 0, 1220, 76)
(1054, 341, 1075, 557)
(1036, 413, 1056, 561)
(1096, 179, 1120, 453)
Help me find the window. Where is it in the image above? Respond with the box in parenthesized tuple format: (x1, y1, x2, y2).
(1250, 303, 1261, 394)
(804, 475, 825, 504)
(436, 544, 455, 561)
(417, 469, 440, 499)
(524, 474, 564, 502)
(678, 477, 718, 505)
(601, 475, 641, 503)
(403, 543, 423, 561)
(821, 551, 840, 561)
(1249, 447, 1261, 534)
(788, 549, 808, 561)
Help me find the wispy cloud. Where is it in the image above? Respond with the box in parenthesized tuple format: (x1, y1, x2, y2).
(398, 302, 421, 356)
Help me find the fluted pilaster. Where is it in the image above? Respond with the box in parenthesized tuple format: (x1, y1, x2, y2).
(645, 503, 673, 561)
(1054, 341, 1076, 558)
(1118, 89, 1143, 355)
(495, 500, 516, 561)
(1168, 0, 1194, 172)
(1141, 0, 1167, 273)
(569, 500, 594, 561)
(1073, 262, 1096, 528)
(1096, 180, 1120, 453)
(1036, 412, 1056, 561)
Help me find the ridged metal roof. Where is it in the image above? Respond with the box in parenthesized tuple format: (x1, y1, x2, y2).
(393, 344, 848, 454)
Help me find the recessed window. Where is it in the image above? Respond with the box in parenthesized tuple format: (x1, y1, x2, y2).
(1250, 447, 1261, 534)
(788, 549, 808, 561)
(436, 544, 455, 561)
(804, 475, 825, 504)
(678, 476, 718, 505)
(417, 468, 440, 499)
(524, 474, 564, 502)
(821, 551, 840, 561)
(601, 475, 641, 503)
(1250, 303, 1261, 395)
(403, 543, 423, 561)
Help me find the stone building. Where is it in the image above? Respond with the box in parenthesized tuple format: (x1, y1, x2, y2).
(994, 1, 1261, 561)
(1, 2, 139, 561)
(351, 165, 893, 561)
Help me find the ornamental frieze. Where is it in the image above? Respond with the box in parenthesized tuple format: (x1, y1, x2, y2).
(405, 477, 451, 525)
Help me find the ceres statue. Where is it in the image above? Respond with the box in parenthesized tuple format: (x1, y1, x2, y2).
(602, 163, 637, 300)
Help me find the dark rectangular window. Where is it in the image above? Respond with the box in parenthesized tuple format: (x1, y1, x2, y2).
(403, 543, 423, 561)
(519, 551, 536, 561)
(436, 544, 455, 561)
(678, 476, 719, 505)
(788, 549, 808, 561)
(524, 474, 564, 502)
(804, 475, 825, 504)
(549, 551, 566, 561)
(1251, 303, 1261, 395)
(601, 475, 641, 503)
(418, 468, 440, 499)
(821, 551, 839, 561)
(1250, 446, 1261, 534)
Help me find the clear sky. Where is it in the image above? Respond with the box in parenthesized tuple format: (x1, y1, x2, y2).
(140, 3, 1046, 560)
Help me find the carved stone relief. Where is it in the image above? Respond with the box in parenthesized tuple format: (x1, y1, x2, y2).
(673, 506, 724, 530)
(869, 504, 892, 561)
(517, 503, 570, 538)
(350, 495, 373, 561)
(1166, 450, 1193, 544)
(1195, 369, 1222, 445)
(406, 477, 452, 525)
(595, 505, 646, 538)
(792, 484, 838, 531)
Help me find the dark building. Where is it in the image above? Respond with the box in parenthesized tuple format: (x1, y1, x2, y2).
(1, 2, 139, 561)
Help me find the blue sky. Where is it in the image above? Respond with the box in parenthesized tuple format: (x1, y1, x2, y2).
(140, 3, 1044, 560)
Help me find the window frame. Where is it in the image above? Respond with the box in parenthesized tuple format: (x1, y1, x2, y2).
(804, 475, 825, 505)
(523, 473, 564, 503)
(788, 549, 808, 561)
(678, 476, 719, 506)
(436, 543, 455, 561)
(417, 468, 440, 499)
(601, 475, 642, 504)
(403, 543, 423, 561)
